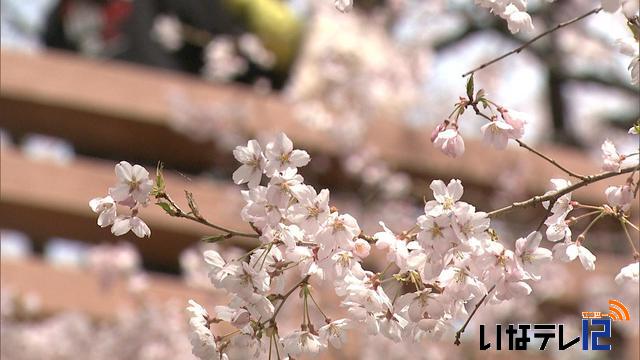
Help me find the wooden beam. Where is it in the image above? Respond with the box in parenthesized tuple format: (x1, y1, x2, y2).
(0, 49, 626, 208)
(0, 256, 224, 320)
(0, 147, 252, 272)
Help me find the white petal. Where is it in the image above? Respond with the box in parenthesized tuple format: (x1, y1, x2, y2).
(577, 246, 596, 271)
(115, 161, 133, 182)
(429, 180, 447, 202)
(109, 184, 131, 202)
(232, 164, 254, 185)
(447, 179, 464, 201)
(130, 217, 151, 238)
(111, 217, 132, 236)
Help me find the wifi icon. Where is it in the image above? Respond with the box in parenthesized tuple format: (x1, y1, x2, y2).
(607, 299, 630, 321)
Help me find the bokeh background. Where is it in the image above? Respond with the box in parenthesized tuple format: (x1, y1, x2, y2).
(1, 0, 638, 359)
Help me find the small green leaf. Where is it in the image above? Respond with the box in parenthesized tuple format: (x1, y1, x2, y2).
(466, 75, 475, 101)
(156, 201, 176, 216)
(632, 119, 640, 135)
(152, 161, 165, 195)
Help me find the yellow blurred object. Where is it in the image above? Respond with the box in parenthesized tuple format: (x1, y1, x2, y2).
(224, 0, 303, 71)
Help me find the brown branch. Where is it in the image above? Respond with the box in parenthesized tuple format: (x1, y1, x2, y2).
(156, 192, 259, 239)
(470, 103, 586, 180)
(462, 7, 603, 77)
(488, 165, 639, 218)
(514, 139, 587, 180)
(454, 285, 496, 346)
(263, 275, 311, 326)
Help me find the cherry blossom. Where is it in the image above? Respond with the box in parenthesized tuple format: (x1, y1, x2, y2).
(503, 4, 534, 34)
(515, 231, 552, 280)
(605, 184, 634, 211)
(187, 300, 222, 360)
(425, 179, 464, 216)
(281, 330, 324, 356)
(432, 128, 465, 158)
(264, 132, 310, 175)
(614, 262, 639, 285)
(109, 161, 153, 204)
(232, 140, 266, 188)
(89, 196, 117, 227)
(553, 240, 597, 271)
(543, 179, 574, 241)
(601, 140, 638, 172)
(497, 107, 528, 139)
(319, 319, 350, 348)
(481, 119, 514, 149)
(111, 215, 151, 238)
(334, 0, 353, 13)
(88, 128, 638, 357)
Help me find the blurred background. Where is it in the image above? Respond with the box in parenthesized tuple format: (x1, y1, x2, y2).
(0, 0, 638, 359)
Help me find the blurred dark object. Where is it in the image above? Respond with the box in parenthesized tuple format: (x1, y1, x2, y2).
(42, 0, 295, 88)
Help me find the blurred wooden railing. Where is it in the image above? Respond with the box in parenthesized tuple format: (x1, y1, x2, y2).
(0, 33, 638, 360)
(0, 49, 623, 206)
(0, 147, 249, 271)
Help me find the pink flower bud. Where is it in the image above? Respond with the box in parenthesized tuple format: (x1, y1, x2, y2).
(430, 122, 447, 143)
(433, 128, 465, 158)
(498, 107, 527, 139)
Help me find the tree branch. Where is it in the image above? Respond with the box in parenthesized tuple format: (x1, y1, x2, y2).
(488, 165, 639, 218)
(156, 192, 259, 239)
(470, 103, 586, 180)
(462, 7, 603, 77)
(454, 285, 496, 346)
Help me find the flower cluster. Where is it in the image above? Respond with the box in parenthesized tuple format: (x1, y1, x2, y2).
(180, 134, 560, 359)
(89, 126, 639, 358)
(89, 161, 152, 238)
(431, 90, 529, 158)
(474, 0, 534, 33)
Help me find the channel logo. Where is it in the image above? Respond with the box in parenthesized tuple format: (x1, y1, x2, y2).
(606, 299, 630, 321)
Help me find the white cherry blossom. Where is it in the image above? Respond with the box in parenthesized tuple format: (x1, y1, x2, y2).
(615, 262, 639, 285)
(553, 240, 596, 271)
(89, 195, 117, 227)
(424, 179, 464, 216)
(109, 161, 153, 204)
(432, 128, 465, 158)
(265, 133, 310, 175)
(111, 215, 151, 238)
(515, 231, 552, 280)
(481, 119, 513, 149)
(232, 139, 266, 188)
(605, 184, 634, 211)
(319, 319, 350, 348)
(281, 330, 324, 356)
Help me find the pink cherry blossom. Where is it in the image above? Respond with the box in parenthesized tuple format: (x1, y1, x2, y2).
(432, 128, 465, 158)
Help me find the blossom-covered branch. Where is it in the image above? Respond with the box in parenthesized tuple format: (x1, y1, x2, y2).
(488, 165, 639, 218)
(91, 129, 638, 358)
(155, 191, 260, 240)
(468, 94, 587, 180)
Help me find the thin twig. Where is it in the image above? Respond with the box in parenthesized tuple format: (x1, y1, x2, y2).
(488, 165, 640, 218)
(619, 219, 639, 260)
(454, 285, 496, 346)
(156, 192, 259, 239)
(263, 275, 311, 326)
(470, 103, 585, 180)
(514, 139, 586, 180)
(462, 7, 602, 77)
